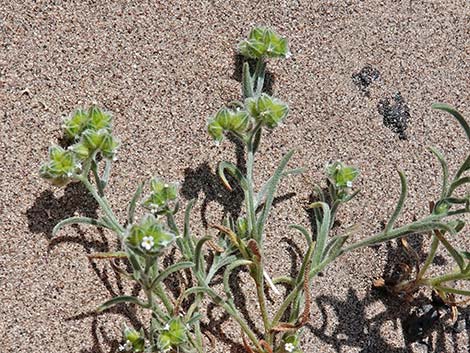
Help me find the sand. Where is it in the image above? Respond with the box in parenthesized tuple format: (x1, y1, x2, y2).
(1, 1, 469, 352)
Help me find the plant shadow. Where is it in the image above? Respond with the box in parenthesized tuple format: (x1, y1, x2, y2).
(180, 135, 246, 228)
(28, 182, 148, 352)
(26, 182, 99, 239)
(309, 233, 462, 353)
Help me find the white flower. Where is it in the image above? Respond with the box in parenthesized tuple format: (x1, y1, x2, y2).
(163, 323, 170, 331)
(141, 236, 154, 250)
(119, 340, 132, 351)
(346, 181, 353, 188)
(285, 342, 295, 353)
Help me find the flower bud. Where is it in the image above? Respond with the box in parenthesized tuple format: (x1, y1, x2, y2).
(245, 94, 288, 128)
(82, 128, 108, 150)
(207, 108, 250, 143)
(326, 161, 359, 189)
(87, 106, 112, 131)
(158, 317, 188, 352)
(63, 109, 90, 140)
(239, 27, 289, 59)
(143, 178, 178, 210)
(40, 145, 81, 186)
(68, 142, 91, 160)
(100, 133, 119, 160)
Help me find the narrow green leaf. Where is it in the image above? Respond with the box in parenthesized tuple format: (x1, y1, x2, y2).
(308, 202, 331, 267)
(288, 224, 312, 245)
(218, 161, 249, 191)
(251, 126, 262, 155)
(52, 216, 110, 236)
(242, 62, 254, 99)
(206, 254, 237, 283)
(432, 103, 470, 143)
(256, 150, 295, 238)
(434, 228, 464, 270)
(433, 285, 470, 297)
(151, 262, 194, 289)
(296, 240, 315, 286)
(186, 313, 203, 326)
(255, 167, 305, 209)
(449, 176, 470, 196)
(223, 260, 252, 300)
(128, 182, 144, 225)
(184, 286, 225, 305)
(127, 250, 142, 273)
(100, 159, 112, 190)
(97, 295, 148, 312)
(429, 147, 449, 199)
(384, 171, 408, 234)
(456, 155, 470, 179)
(194, 236, 212, 274)
(183, 199, 196, 256)
(253, 60, 266, 96)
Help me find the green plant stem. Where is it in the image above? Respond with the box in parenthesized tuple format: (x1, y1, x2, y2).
(417, 234, 439, 280)
(91, 160, 104, 196)
(246, 142, 258, 241)
(194, 273, 263, 352)
(253, 267, 270, 335)
(427, 270, 469, 286)
(77, 175, 124, 235)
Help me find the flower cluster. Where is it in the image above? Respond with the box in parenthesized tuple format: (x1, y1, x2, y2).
(143, 178, 178, 212)
(239, 27, 290, 59)
(126, 214, 175, 255)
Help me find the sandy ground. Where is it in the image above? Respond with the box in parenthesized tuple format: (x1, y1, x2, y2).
(1, 1, 470, 352)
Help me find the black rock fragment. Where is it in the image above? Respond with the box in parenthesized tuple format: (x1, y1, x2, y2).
(352, 65, 380, 95)
(377, 92, 410, 140)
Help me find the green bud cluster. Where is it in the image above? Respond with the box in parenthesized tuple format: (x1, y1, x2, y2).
(207, 95, 288, 144)
(40, 106, 119, 186)
(126, 214, 175, 255)
(158, 317, 188, 352)
(239, 27, 289, 59)
(143, 178, 178, 211)
(39, 146, 81, 186)
(63, 106, 119, 161)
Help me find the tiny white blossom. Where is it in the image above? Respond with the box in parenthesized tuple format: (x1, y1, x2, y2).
(285, 342, 295, 353)
(163, 323, 170, 330)
(346, 181, 353, 188)
(141, 236, 154, 250)
(164, 183, 169, 188)
(119, 340, 132, 351)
